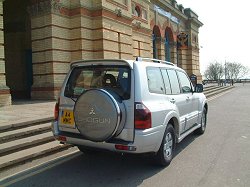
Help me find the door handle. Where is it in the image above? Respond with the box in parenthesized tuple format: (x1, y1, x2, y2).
(170, 98, 176, 104)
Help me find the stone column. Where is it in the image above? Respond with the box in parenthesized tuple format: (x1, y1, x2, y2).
(184, 8, 203, 82)
(158, 38, 166, 60)
(170, 42, 177, 64)
(186, 47, 202, 82)
(177, 48, 187, 69)
(154, 37, 162, 59)
(0, 0, 11, 106)
(29, 0, 70, 99)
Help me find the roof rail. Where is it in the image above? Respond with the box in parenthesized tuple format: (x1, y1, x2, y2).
(135, 57, 174, 66)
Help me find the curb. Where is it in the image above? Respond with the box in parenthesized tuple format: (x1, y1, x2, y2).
(0, 136, 54, 156)
(0, 125, 51, 144)
(0, 117, 54, 131)
(0, 144, 72, 171)
(205, 86, 234, 98)
(204, 86, 234, 95)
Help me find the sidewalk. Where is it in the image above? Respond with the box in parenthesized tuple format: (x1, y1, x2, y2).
(0, 100, 55, 131)
(0, 84, 243, 131)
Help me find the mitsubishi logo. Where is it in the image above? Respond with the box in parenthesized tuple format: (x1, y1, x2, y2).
(89, 108, 96, 115)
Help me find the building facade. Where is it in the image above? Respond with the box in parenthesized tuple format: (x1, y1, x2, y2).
(0, 0, 203, 106)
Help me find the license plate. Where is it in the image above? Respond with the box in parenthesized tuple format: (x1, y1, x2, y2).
(61, 110, 74, 125)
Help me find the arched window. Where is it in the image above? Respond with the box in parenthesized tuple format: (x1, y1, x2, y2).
(165, 33, 170, 61)
(132, 4, 141, 17)
(164, 28, 173, 62)
(152, 26, 161, 59)
(152, 33, 157, 59)
(134, 6, 141, 17)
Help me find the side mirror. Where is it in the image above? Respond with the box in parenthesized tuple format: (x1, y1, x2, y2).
(195, 84, 203, 93)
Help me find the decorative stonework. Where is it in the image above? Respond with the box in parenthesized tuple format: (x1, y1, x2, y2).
(27, 0, 62, 16)
(115, 8, 122, 17)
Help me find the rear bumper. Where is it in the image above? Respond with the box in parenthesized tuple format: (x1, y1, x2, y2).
(52, 121, 165, 154)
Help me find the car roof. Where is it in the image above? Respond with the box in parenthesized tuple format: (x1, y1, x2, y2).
(70, 59, 134, 69)
(70, 59, 185, 72)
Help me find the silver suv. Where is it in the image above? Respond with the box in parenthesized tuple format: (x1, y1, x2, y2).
(52, 57, 208, 166)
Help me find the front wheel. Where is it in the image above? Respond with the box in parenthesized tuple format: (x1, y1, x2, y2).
(195, 108, 207, 135)
(155, 124, 176, 166)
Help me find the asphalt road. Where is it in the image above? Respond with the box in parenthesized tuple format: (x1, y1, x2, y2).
(1, 84, 250, 187)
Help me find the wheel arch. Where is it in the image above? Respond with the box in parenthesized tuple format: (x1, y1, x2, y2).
(163, 111, 180, 138)
(168, 117, 179, 138)
(162, 113, 180, 144)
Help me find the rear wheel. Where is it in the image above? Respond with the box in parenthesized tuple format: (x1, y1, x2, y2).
(155, 124, 176, 166)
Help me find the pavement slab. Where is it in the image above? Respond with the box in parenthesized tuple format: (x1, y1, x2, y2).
(0, 100, 55, 129)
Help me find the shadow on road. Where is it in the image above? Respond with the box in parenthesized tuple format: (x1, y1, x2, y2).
(175, 132, 199, 156)
(7, 133, 199, 187)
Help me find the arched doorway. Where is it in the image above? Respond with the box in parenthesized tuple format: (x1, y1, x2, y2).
(152, 26, 161, 59)
(3, 0, 32, 100)
(165, 27, 174, 62)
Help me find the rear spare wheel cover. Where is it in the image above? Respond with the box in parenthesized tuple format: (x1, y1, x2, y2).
(74, 89, 121, 142)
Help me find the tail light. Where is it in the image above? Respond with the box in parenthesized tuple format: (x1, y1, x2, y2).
(134, 102, 151, 129)
(57, 135, 66, 142)
(115, 144, 136, 151)
(54, 98, 60, 121)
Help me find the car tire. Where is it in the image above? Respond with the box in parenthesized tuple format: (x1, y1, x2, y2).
(155, 124, 176, 166)
(195, 108, 207, 135)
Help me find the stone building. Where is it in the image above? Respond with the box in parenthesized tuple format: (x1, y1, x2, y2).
(0, 0, 203, 106)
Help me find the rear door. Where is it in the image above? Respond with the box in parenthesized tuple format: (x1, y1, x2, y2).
(60, 60, 134, 142)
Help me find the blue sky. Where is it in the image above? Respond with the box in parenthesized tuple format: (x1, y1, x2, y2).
(177, 0, 250, 77)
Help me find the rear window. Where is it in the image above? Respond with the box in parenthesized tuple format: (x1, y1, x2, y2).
(64, 65, 131, 100)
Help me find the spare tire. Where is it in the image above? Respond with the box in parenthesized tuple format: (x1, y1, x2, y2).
(74, 89, 126, 142)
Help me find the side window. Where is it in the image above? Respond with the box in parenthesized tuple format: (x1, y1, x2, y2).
(147, 67, 165, 94)
(177, 71, 192, 93)
(167, 69, 181, 94)
(161, 69, 172, 94)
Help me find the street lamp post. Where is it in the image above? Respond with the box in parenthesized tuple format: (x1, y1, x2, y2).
(224, 60, 227, 86)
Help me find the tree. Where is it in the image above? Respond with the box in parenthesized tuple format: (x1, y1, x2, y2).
(226, 62, 249, 80)
(204, 62, 224, 80)
(204, 61, 249, 81)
